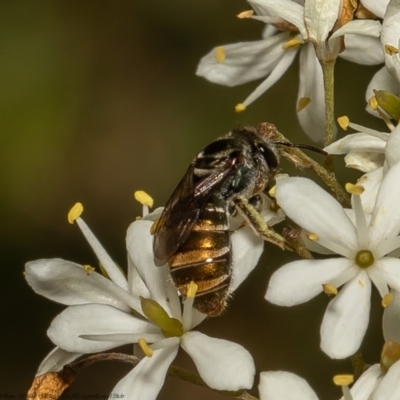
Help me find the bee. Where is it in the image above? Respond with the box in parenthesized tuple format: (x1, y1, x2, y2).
(153, 123, 324, 316)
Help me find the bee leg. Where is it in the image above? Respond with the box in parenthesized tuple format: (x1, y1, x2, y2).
(234, 196, 290, 251)
(248, 194, 263, 212)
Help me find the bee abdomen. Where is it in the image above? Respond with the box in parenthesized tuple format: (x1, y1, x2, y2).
(168, 201, 231, 316)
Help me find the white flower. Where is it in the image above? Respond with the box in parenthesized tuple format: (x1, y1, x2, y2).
(266, 161, 400, 359)
(258, 371, 356, 400)
(26, 202, 260, 398)
(324, 119, 389, 173)
(366, 0, 400, 116)
(324, 120, 400, 213)
(259, 371, 319, 400)
(258, 368, 400, 400)
(197, 0, 383, 141)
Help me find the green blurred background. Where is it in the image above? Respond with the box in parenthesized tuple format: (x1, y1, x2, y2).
(1, 1, 386, 398)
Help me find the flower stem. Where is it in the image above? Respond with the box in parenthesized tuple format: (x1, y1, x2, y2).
(321, 59, 336, 148)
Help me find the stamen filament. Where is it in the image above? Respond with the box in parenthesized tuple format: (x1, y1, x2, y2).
(347, 187, 369, 248)
(75, 218, 128, 290)
(182, 282, 198, 332)
(347, 122, 390, 141)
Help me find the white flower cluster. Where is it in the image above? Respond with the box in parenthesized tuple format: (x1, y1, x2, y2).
(197, 0, 384, 142)
(26, 0, 400, 399)
(26, 196, 285, 399)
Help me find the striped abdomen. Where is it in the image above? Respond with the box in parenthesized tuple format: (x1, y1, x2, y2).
(167, 195, 231, 316)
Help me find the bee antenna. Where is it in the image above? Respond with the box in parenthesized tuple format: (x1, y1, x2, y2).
(274, 141, 327, 156)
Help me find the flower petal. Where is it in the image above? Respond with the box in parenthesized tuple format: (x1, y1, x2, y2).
(357, 168, 383, 214)
(265, 258, 352, 306)
(25, 259, 140, 312)
(242, 47, 298, 107)
(324, 132, 386, 155)
(196, 33, 290, 86)
(249, 0, 308, 38)
(369, 161, 400, 249)
(383, 290, 400, 342)
(126, 256, 150, 300)
(320, 271, 371, 359)
(349, 364, 382, 399)
(361, 0, 390, 18)
(275, 177, 357, 257)
(297, 43, 327, 142)
(381, 0, 400, 80)
(375, 258, 400, 293)
(48, 304, 156, 353)
(386, 124, 400, 168)
(230, 225, 264, 292)
(304, 0, 341, 43)
(111, 346, 178, 400)
(345, 151, 385, 172)
(259, 371, 318, 400)
(331, 20, 382, 40)
(126, 220, 175, 315)
(340, 34, 384, 65)
(181, 331, 255, 391)
(373, 360, 400, 400)
(36, 347, 81, 375)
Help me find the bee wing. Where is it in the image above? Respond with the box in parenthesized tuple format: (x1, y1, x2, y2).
(153, 161, 235, 266)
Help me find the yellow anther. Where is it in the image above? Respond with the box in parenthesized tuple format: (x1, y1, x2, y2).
(134, 191, 154, 207)
(323, 284, 338, 296)
(345, 183, 365, 195)
(187, 281, 198, 299)
(68, 203, 83, 224)
(337, 116, 349, 130)
(333, 374, 354, 386)
(297, 97, 311, 112)
(215, 46, 226, 63)
(282, 38, 302, 50)
(268, 186, 276, 197)
(237, 10, 253, 19)
(385, 44, 399, 55)
(83, 264, 95, 276)
(235, 103, 246, 113)
(138, 338, 153, 357)
(306, 233, 319, 241)
(382, 292, 394, 308)
(368, 95, 379, 110)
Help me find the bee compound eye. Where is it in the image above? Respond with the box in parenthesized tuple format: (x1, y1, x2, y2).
(258, 145, 278, 169)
